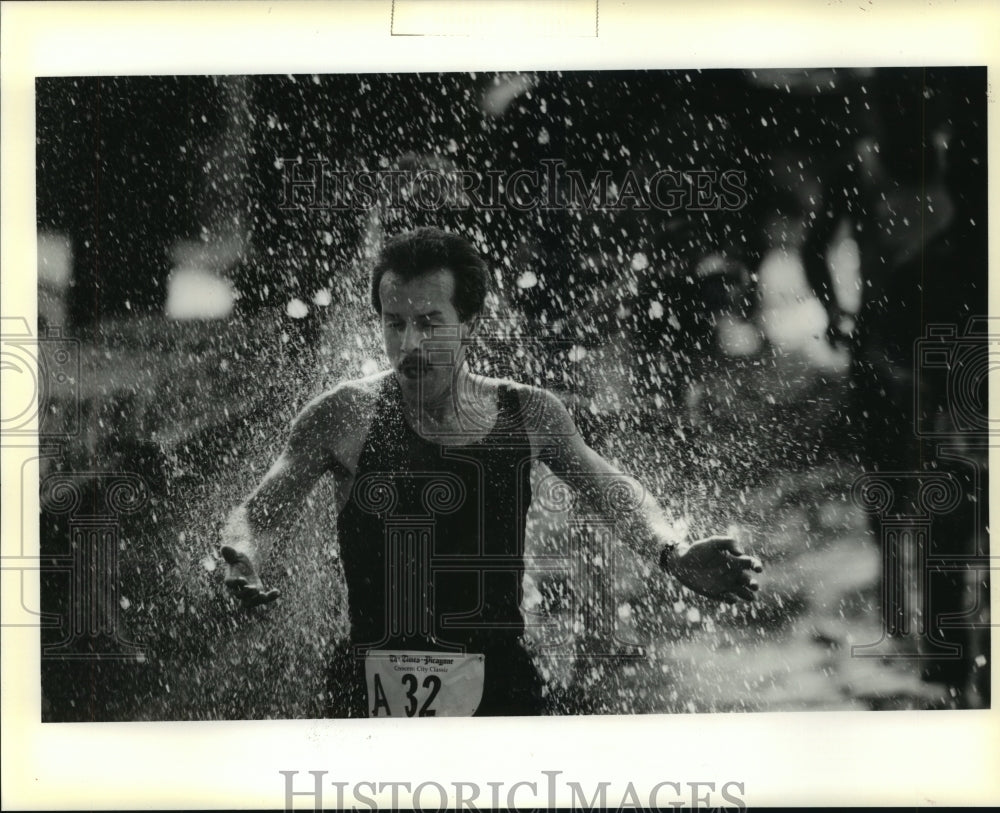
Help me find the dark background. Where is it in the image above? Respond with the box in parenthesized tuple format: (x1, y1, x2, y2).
(34, 68, 989, 720)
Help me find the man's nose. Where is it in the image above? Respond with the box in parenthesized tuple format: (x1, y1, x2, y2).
(400, 323, 422, 355)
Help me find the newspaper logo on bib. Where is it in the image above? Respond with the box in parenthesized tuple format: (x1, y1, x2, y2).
(364, 650, 485, 717)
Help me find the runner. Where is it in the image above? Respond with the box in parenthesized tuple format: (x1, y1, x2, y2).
(221, 226, 762, 717)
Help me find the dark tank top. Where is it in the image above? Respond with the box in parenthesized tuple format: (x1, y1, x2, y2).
(332, 374, 544, 715)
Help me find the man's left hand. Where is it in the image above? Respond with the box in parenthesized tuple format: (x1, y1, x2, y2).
(662, 536, 763, 603)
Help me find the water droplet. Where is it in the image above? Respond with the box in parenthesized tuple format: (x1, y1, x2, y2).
(516, 270, 538, 289)
(286, 298, 309, 319)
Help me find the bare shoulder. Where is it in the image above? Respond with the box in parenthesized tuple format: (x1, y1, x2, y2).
(296, 371, 386, 420)
(462, 373, 502, 390)
(500, 381, 580, 459)
(329, 370, 390, 410)
(476, 376, 538, 413)
(503, 380, 574, 424)
(288, 371, 389, 461)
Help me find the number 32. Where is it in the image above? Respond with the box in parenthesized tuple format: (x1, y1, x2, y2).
(402, 673, 441, 717)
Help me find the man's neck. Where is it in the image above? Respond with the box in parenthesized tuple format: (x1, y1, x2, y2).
(399, 369, 478, 429)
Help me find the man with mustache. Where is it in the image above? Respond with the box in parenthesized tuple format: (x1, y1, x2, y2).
(221, 226, 762, 717)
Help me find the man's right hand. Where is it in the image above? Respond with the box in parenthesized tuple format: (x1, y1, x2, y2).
(220, 545, 280, 607)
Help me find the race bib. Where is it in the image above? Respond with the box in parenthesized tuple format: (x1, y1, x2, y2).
(364, 650, 485, 717)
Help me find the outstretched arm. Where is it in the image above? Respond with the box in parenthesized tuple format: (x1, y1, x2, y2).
(531, 388, 762, 603)
(220, 390, 341, 606)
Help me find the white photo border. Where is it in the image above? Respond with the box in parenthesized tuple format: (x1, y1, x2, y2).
(2, 0, 998, 808)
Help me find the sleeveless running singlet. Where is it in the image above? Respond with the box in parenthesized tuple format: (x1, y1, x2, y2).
(328, 374, 544, 717)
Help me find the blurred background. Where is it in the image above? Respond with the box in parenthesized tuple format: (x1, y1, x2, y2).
(33, 68, 989, 720)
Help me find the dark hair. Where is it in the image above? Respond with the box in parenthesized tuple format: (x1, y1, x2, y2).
(370, 227, 491, 322)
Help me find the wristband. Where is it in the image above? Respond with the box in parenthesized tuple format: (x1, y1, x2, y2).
(658, 542, 677, 571)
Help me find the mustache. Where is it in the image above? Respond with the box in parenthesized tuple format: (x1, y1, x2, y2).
(399, 355, 429, 372)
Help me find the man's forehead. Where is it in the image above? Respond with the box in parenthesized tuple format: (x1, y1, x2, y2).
(379, 268, 456, 309)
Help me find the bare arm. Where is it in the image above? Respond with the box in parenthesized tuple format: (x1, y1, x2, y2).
(220, 386, 349, 606)
(529, 386, 762, 603)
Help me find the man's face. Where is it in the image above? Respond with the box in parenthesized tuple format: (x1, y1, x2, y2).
(379, 268, 474, 401)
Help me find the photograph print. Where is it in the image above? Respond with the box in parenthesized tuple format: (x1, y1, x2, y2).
(33, 67, 989, 721)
